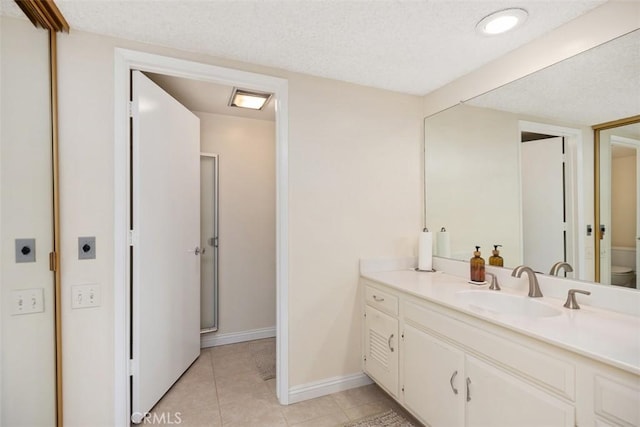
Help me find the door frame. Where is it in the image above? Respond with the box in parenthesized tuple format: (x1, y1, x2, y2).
(113, 49, 289, 425)
(594, 115, 640, 282)
(518, 121, 583, 278)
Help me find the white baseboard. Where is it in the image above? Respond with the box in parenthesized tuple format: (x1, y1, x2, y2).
(200, 326, 276, 348)
(288, 372, 373, 404)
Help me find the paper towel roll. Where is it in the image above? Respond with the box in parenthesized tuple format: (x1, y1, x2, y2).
(437, 229, 451, 258)
(418, 230, 433, 271)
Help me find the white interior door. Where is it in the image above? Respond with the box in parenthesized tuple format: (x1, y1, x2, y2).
(131, 70, 201, 422)
(521, 137, 566, 274)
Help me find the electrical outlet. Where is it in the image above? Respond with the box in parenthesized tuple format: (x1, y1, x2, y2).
(71, 284, 101, 309)
(11, 288, 44, 315)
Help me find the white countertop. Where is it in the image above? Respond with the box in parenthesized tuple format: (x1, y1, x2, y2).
(362, 269, 640, 376)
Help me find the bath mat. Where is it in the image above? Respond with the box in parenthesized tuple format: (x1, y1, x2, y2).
(254, 346, 276, 381)
(343, 409, 417, 427)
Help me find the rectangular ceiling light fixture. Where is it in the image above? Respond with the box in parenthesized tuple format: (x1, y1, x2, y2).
(228, 88, 273, 110)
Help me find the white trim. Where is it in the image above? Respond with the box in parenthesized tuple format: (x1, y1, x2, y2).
(200, 326, 276, 348)
(288, 373, 374, 404)
(519, 121, 584, 279)
(114, 48, 290, 426)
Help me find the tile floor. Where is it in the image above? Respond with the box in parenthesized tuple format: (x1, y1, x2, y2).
(148, 338, 419, 427)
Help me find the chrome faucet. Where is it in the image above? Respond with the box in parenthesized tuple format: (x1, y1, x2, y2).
(511, 265, 543, 298)
(549, 262, 573, 276)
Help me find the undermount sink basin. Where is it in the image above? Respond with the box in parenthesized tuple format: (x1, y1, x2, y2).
(455, 290, 562, 318)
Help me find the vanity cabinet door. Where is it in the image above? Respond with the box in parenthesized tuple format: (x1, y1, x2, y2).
(465, 355, 575, 427)
(403, 324, 465, 427)
(364, 305, 399, 397)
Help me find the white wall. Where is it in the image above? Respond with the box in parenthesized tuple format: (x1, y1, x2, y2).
(197, 112, 276, 336)
(0, 17, 56, 426)
(55, 27, 422, 425)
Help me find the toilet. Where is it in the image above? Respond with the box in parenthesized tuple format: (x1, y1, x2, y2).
(611, 247, 636, 288)
(611, 265, 635, 287)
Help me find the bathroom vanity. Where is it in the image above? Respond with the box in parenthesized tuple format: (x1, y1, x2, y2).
(360, 262, 640, 427)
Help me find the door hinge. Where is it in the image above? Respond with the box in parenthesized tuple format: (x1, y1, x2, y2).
(127, 101, 134, 118)
(49, 251, 58, 272)
(128, 230, 136, 247)
(128, 359, 135, 376)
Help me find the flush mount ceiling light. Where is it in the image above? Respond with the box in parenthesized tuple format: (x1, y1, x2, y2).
(476, 8, 528, 36)
(228, 88, 273, 110)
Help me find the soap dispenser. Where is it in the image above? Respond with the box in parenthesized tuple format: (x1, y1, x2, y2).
(470, 246, 486, 283)
(489, 245, 504, 267)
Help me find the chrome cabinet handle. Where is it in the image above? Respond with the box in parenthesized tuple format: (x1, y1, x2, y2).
(450, 370, 458, 395)
(373, 295, 385, 302)
(387, 334, 395, 352)
(194, 247, 201, 255)
(466, 377, 472, 402)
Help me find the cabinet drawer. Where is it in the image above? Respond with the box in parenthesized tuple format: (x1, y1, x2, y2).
(594, 375, 640, 427)
(365, 286, 398, 316)
(404, 300, 575, 401)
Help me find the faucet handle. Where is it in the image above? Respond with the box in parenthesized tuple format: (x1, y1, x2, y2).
(563, 289, 591, 310)
(485, 272, 501, 291)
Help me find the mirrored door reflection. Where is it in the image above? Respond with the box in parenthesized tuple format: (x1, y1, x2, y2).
(1, 16, 56, 425)
(598, 119, 640, 288)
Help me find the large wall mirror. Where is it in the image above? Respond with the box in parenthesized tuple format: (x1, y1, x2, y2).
(425, 29, 639, 288)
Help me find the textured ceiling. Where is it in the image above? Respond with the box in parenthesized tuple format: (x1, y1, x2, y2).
(467, 30, 640, 127)
(0, 0, 605, 95)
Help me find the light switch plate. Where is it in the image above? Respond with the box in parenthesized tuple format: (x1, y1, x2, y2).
(15, 238, 36, 263)
(11, 288, 44, 315)
(71, 284, 101, 309)
(78, 236, 96, 260)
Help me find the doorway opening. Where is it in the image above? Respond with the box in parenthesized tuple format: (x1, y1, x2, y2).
(114, 49, 289, 426)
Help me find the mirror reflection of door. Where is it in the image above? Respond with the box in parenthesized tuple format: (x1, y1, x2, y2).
(598, 121, 640, 288)
(521, 134, 569, 275)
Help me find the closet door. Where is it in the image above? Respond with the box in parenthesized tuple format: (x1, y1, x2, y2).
(131, 71, 201, 422)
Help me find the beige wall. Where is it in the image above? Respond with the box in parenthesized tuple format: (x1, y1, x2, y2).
(0, 17, 56, 425)
(55, 26, 422, 425)
(197, 112, 276, 335)
(612, 154, 637, 248)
